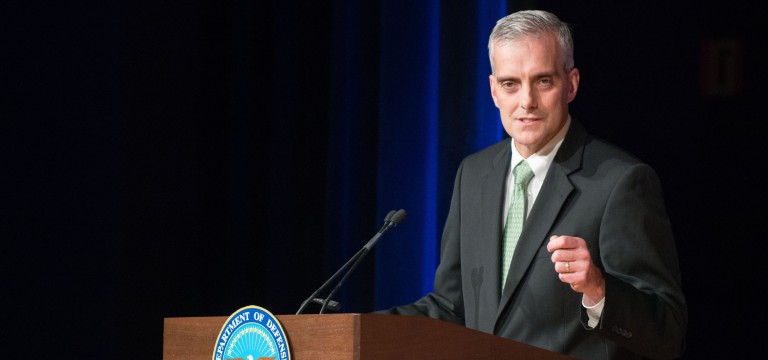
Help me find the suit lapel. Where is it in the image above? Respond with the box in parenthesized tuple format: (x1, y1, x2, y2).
(496, 120, 588, 323)
(481, 143, 512, 309)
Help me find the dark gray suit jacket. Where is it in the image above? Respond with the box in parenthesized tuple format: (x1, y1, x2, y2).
(379, 120, 688, 359)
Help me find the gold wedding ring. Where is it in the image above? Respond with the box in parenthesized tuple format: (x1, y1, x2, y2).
(565, 261, 570, 273)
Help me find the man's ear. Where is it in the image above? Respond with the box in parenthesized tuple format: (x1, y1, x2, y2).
(566, 67, 580, 103)
(489, 75, 500, 107)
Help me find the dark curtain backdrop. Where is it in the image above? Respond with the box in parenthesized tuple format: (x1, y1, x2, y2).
(4, 0, 767, 359)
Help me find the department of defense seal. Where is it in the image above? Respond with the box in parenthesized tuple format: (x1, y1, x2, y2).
(212, 305, 291, 360)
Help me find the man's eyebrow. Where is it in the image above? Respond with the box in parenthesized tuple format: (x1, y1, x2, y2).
(494, 75, 519, 82)
(494, 71, 558, 82)
(532, 70, 557, 78)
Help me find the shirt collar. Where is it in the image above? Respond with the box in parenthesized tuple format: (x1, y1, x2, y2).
(510, 116, 571, 178)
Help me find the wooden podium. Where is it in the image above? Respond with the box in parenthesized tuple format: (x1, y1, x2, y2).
(164, 313, 576, 359)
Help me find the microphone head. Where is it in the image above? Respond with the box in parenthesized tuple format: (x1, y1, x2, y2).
(383, 210, 397, 223)
(390, 209, 407, 226)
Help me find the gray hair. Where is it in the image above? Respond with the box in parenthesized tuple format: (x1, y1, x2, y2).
(488, 10, 574, 73)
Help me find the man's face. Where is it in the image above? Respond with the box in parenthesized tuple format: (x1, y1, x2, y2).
(489, 32, 579, 158)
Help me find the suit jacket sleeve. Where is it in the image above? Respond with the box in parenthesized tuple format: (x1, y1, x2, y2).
(585, 163, 688, 358)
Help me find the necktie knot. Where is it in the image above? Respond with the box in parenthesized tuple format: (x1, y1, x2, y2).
(513, 161, 534, 187)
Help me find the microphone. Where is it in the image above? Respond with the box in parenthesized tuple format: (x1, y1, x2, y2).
(294, 210, 396, 315)
(296, 209, 407, 314)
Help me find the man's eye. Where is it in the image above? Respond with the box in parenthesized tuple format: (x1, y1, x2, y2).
(501, 81, 517, 89)
(538, 78, 553, 86)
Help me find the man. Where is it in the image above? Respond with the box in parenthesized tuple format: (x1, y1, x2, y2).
(377, 10, 687, 359)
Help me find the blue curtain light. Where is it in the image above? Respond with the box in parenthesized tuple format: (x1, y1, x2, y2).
(474, 0, 507, 151)
(374, 0, 441, 309)
(373, 0, 506, 310)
